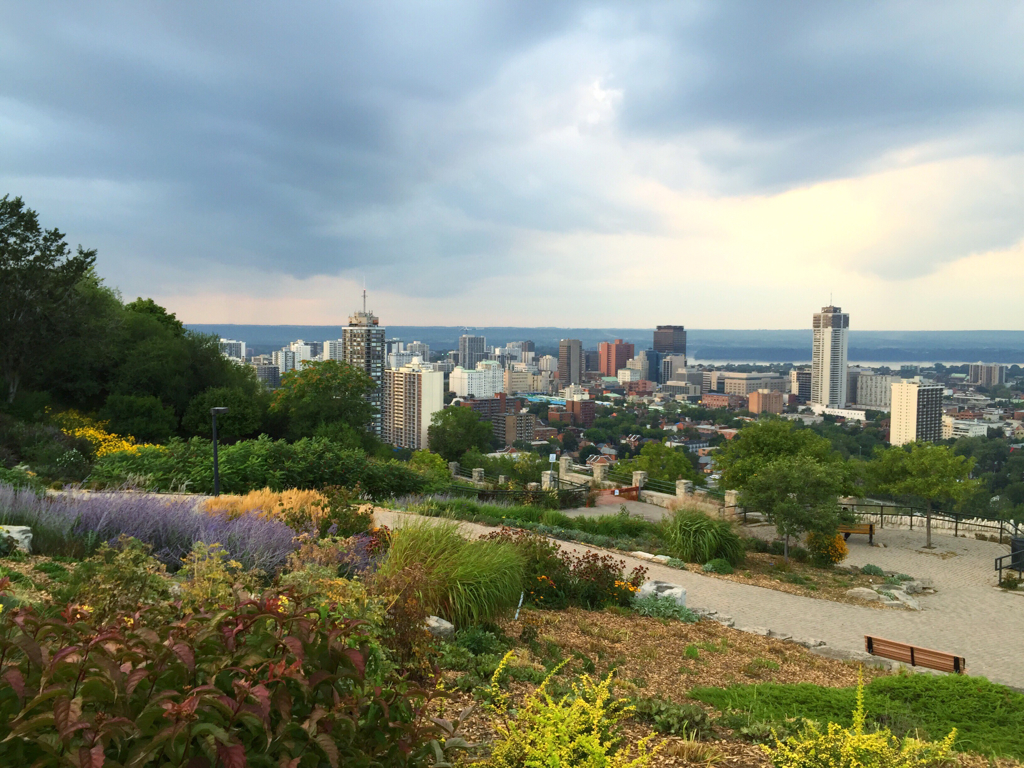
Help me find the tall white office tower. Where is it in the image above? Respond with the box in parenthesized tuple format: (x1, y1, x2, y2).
(811, 305, 849, 407)
(342, 291, 386, 436)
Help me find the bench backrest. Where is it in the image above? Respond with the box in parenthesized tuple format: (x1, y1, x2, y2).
(840, 523, 874, 533)
(865, 636, 965, 674)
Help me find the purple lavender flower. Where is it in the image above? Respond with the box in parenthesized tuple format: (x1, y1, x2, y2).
(0, 483, 296, 573)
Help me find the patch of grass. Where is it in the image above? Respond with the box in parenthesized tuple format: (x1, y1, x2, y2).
(684, 644, 701, 660)
(702, 559, 734, 575)
(741, 657, 780, 677)
(860, 564, 885, 577)
(690, 675, 1024, 759)
(663, 734, 724, 764)
(697, 638, 729, 654)
(32, 561, 70, 580)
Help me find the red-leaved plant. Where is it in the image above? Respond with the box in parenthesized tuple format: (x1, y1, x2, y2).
(0, 580, 439, 767)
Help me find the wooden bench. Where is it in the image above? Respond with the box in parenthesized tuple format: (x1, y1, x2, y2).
(865, 636, 966, 674)
(839, 523, 875, 544)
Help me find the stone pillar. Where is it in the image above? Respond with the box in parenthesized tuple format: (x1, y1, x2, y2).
(593, 464, 608, 482)
(676, 479, 694, 498)
(498, 475, 508, 486)
(632, 471, 648, 489)
(558, 455, 572, 477)
(526, 482, 540, 491)
(724, 489, 741, 521)
(472, 468, 485, 484)
(449, 462, 460, 478)
(541, 471, 556, 490)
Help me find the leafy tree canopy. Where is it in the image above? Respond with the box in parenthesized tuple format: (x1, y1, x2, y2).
(716, 419, 846, 491)
(270, 360, 377, 443)
(99, 394, 178, 444)
(427, 406, 493, 462)
(182, 387, 265, 443)
(740, 453, 850, 557)
(618, 441, 702, 484)
(1, 195, 96, 403)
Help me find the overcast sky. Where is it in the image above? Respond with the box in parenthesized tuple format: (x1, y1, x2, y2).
(3, 2, 1022, 329)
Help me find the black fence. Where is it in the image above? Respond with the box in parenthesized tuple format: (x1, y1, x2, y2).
(841, 502, 1019, 541)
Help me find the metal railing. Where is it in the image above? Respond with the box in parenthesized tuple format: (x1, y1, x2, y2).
(446, 483, 587, 509)
(642, 477, 677, 495)
(840, 502, 1018, 541)
(995, 552, 1023, 585)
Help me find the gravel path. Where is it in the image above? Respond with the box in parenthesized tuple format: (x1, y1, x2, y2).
(375, 507, 1024, 689)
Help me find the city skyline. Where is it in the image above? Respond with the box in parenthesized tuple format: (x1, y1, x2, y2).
(3, 3, 1022, 329)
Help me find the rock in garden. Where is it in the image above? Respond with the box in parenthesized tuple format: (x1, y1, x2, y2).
(637, 580, 687, 607)
(740, 626, 771, 636)
(890, 591, 921, 610)
(425, 616, 455, 639)
(846, 587, 883, 602)
(0, 526, 32, 553)
(767, 629, 792, 641)
(791, 637, 827, 648)
(901, 580, 923, 594)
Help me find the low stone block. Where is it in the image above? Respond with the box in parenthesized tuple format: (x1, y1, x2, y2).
(425, 616, 455, 639)
(651, 555, 672, 564)
(767, 629, 792, 641)
(791, 637, 827, 648)
(890, 591, 921, 610)
(0, 525, 32, 553)
(637, 580, 687, 607)
(901, 580, 923, 594)
(741, 626, 770, 636)
(846, 587, 882, 602)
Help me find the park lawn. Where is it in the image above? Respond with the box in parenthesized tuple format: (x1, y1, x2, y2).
(691, 675, 1024, 760)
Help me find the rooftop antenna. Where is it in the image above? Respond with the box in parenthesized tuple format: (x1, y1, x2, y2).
(362, 288, 367, 314)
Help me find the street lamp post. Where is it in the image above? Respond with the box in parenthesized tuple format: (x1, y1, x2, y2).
(210, 407, 229, 496)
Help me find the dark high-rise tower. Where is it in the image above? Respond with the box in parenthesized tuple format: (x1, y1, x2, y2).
(653, 325, 687, 356)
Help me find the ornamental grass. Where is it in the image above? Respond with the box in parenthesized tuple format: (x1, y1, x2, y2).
(376, 519, 525, 628)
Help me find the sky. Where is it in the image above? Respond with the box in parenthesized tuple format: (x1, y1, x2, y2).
(2, 1, 1022, 330)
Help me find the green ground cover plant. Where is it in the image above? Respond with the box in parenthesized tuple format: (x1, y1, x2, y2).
(632, 593, 699, 623)
(690, 674, 1024, 759)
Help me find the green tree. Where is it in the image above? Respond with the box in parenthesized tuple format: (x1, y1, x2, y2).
(99, 394, 178, 443)
(0, 195, 97, 403)
(715, 419, 846, 492)
(427, 406, 493, 462)
(869, 443, 982, 549)
(182, 387, 265, 443)
(740, 454, 849, 559)
(619, 441, 701, 484)
(270, 360, 376, 443)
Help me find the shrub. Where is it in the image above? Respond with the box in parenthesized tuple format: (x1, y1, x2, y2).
(861, 564, 885, 577)
(632, 697, 713, 737)
(178, 541, 259, 613)
(633, 594, 699, 623)
(0, 465, 44, 492)
(0, 589, 436, 766)
(203, 485, 375, 538)
(0, 483, 296, 572)
(63, 535, 171, 622)
(487, 652, 663, 767)
(89, 434, 428, 498)
(806, 532, 848, 567)
(761, 677, 955, 768)
(662, 510, 743, 566)
(376, 519, 525, 627)
(703, 558, 735, 575)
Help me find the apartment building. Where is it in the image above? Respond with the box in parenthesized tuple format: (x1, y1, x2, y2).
(382, 360, 444, 450)
(890, 380, 943, 446)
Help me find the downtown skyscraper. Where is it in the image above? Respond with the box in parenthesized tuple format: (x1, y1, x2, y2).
(343, 292, 386, 436)
(811, 305, 849, 407)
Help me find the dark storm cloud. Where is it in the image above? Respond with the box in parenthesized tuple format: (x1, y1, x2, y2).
(1, 1, 1022, 296)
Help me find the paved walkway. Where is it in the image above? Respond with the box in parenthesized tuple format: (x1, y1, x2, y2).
(376, 507, 1024, 689)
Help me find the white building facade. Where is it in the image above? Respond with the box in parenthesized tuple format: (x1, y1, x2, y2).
(811, 305, 850, 407)
(383, 360, 444, 450)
